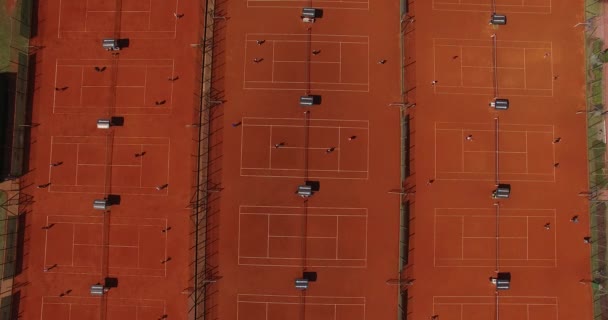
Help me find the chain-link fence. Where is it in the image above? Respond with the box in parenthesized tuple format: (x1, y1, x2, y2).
(189, 0, 227, 318)
(399, 1, 416, 319)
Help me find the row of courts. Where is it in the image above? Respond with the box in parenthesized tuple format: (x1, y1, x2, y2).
(48, 39, 556, 116)
(40, 295, 556, 320)
(40, 207, 557, 280)
(44, 120, 557, 195)
(59, 0, 551, 13)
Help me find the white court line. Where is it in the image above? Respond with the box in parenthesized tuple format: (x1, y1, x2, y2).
(269, 146, 346, 150)
(79, 67, 84, 106)
(79, 164, 141, 167)
(240, 301, 364, 306)
(40, 297, 45, 320)
(244, 116, 369, 123)
(71, 225, 75, 266)
(436, 84, 518, 89)
(335, 216, 339, 259)
(437, 44, 546, 50)
(435, 177, 555, 183)
(57, 60, 173, 65)
(552, 125, 556, 182)
(73, 244, 139, 248)
(464, 150, 527, 154)
(435, 91, 553, 98)
(139, 145, 143, 187)
(144, 65, 148, 106)
(526, 216, 529, 259)
(241, 205, 368, 210)
(438, 170, 552, 175)
(433, 40, 437, 95)
(48, 137, 54, 188)
(434, 122, 437, 179)
(84, 0, 89, 33)
(268, 126, 273, 169)
(174, 0, 181, 36)
(460, 46, 463, 86)
(240, 173, 367, 180)
(239, 262, 366, 268)
(241, 213, 366, 217)
(434, 37, 552, 45)
(268, 235, 337, 239)
(461, 216, 464, 259)
(438, 257, 553, 261)
(241, 167, 364, 173)
(246, 80, 367, 85)
(53, 62, 59, 113)
(242, 36, 249, 91)
(245, 124, 367, 129)
(86, 10, 152, 13)
(243, 87, 369, 93)
(43, 216, 49, 269)
(165, 140, 171, 194)
(550, 42, 554, 97)
(274, 60, 340, 64)
(337, 127, 341, 170)
(169, 60, 175, 111)
(525, 132, 529, 173)
(248, 4, 369, 10)
(267, 215, 270, 257)
(461, 129, 464, 172)
(523, 48, 527, 89)
(239, 256, 365, 261)
(147, 0, 152, 29)
(437, 128, 552, 133)
(80, 85, 145, 88)
(245, 33, 368, 39)
(271, 41, 275, 82)
(339, 43, 342, 82)
(461, 65, 526, 70)
(464, 236, 527, 239)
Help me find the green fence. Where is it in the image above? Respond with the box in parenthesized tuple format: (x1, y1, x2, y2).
(584, 1, 608, 319)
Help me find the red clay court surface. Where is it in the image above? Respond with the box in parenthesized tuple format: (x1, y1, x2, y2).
(16, 0, 200, 318)
(214, 0, 402, 319)
(53, 59, 175, 114)
(432, 38, 554, 97)
(435, 122, 555, 181)
(57, 0, 179, 38)
(243, 33, 370, 92)
(48, 136, 170, 194)
(238, 206, 368, 267)
(432, 0, 551, 14)
(411, 1, 593, 320)
(240, 117, 369, 179)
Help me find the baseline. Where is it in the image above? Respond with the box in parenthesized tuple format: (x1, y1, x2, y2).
(41, 296, 166, 319)
(433, 296, 558, 320)
(237, 294, 366, 320)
